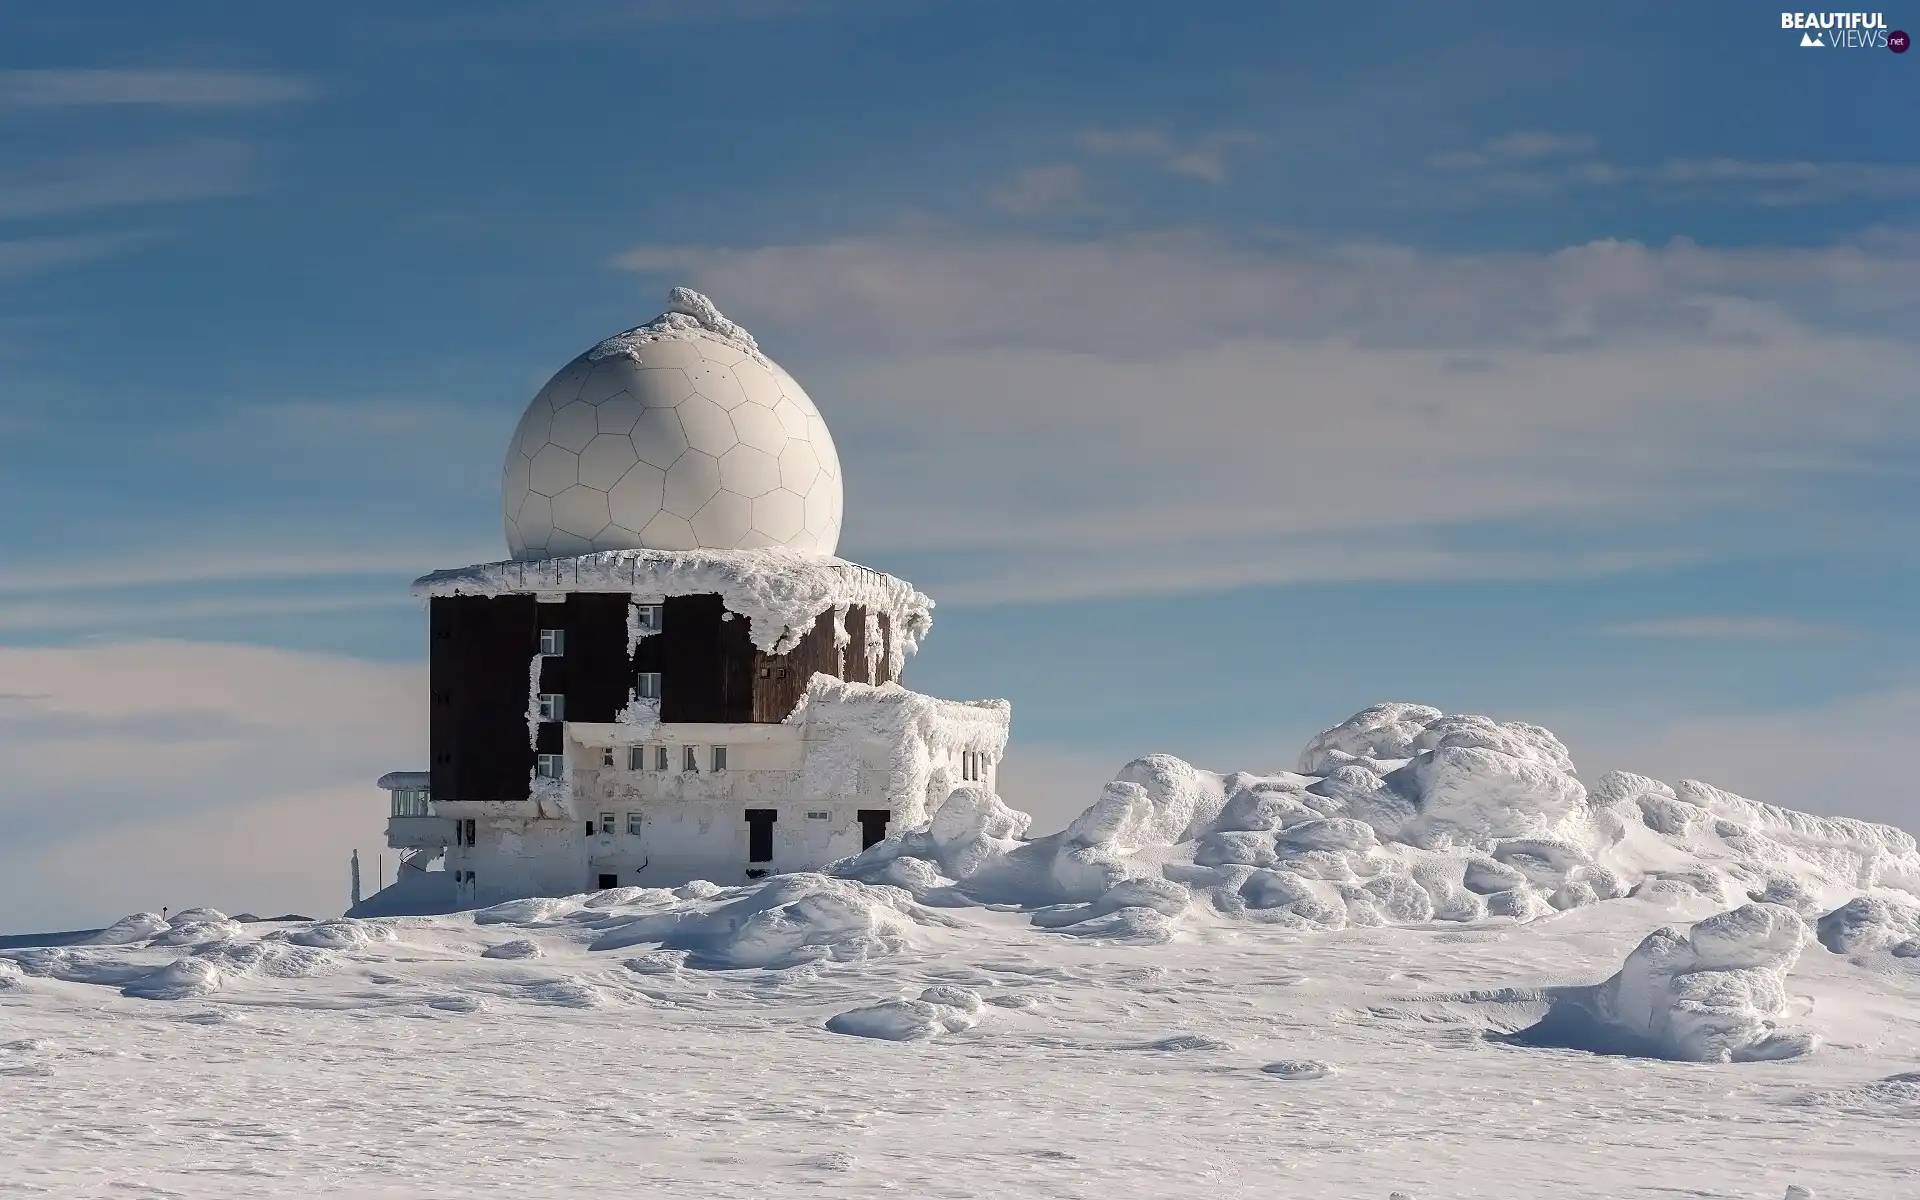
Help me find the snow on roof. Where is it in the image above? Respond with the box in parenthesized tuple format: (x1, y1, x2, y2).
(412, 548, 935, 663)
(585, 287, 770, 369)
(376, 771, 431, 791)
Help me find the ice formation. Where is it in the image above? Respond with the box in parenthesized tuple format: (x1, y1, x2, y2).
(588, 286, 767, 367)
(1518, 902, 1821, 1062)
(414, 548, 932, 669)
(840, 703, 1920, 943)
(787, 677, 1012, 828)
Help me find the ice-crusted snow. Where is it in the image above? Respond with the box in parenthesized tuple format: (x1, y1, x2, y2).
(586, 286, 769, 368)
(414, 547, 933, 670)
(8, 702, 1920, 1197)
(841, 703, 1920, 949)
(787, 676, 1011, 828)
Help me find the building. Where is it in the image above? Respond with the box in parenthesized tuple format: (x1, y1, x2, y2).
(354, 289, 1009, 915)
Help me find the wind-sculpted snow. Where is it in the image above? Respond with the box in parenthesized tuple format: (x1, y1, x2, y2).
(1512, 902, 1820, 1062)
(838, 703, 1920, 945)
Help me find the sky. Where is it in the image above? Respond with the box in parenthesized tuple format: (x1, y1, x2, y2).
(0, 1, 1914, 932)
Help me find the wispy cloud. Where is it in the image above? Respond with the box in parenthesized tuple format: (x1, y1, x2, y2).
(1430, 133, 1920, 207)
(0, 137, 262, 221)
(1079, 125, 1262, 184)
(987, 164, 1093, 215)
(1598, 616, 1853, 640)
(0, 547, 492, 596)
(0, 230, 156, 279)
(0, 68, 318, 110)
(0, 641, 419, 930)
(616, 228, 1916, 602)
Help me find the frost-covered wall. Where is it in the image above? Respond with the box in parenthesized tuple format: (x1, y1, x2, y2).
(414, 548, 933, 672)
(424, 678, 1009, 901)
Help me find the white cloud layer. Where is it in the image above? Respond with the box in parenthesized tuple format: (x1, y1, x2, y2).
(0, 642, 421, 933)
(619, 230, 1917, 601)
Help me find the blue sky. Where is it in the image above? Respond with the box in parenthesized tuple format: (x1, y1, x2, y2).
(0, 2, 1914, 930)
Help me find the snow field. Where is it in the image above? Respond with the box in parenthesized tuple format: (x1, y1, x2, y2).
(6, 702, 1920, 1197)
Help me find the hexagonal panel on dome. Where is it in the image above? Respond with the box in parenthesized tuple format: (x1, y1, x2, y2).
(501, 289, 844, 559)
(595, 395, 644, 434)
(690, 488, 753, 545)
(549, 400, 599, 453)
(640, 510, 698, 550)
(551, 485, 612, 539)
(527, 444, 579, 497)
(608, 460, 665, 518)
(631, 367, 694, 407)
(674, 394, 737, 455)
(578, 434, 640, 491)
(753, 488, 806, 543)
(730, 402, 787, 454)
(630, 407, 690, 470)
(662, 449, 722, 518)
(779, 440, 820, 494)
(687, 364, 748, 411)
(718, 444, 781, 498)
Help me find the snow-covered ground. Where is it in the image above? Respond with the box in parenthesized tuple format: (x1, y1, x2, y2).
(5, 704, 1919, 1199)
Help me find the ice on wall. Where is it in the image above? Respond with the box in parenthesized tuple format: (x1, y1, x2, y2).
(415, 547, 932, 669)
(787, 677, 1011, 828)
(839, 702, 1920, 942)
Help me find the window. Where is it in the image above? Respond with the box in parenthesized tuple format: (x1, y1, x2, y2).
(539, 628, 565, 656)
(806, 810, 830, 821)
(634, 672, 662, 701)
(655, 745, 669, 771)
(390, 788, 433, 818)
(454, 818, 475, 847)
(598, 873, 619, 890)
(626, 811, 643, 836)
(537, 693, 565, 721)
(600, 747, 614, 768)
(627, 745, 646, 771)
(535, 753, 564, 779)
(683, 745, 699, 773)
(857, 809, 891, 850)
(711, 745, 728, 772)
(634, 604, 663, 632)
(745, 808, 777, 863)
(599, 812, 615, 836)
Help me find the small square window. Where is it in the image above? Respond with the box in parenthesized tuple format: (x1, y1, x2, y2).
(627, 745, 645, 771)
(635, 672, 662, 700)
(539, 628, 565, 656)
(635, 604, 663, 632)
(711, 745, 728, 772)
(535, 753, 564, 779)
(655, 745, 669, 771)
(537, 693, 565, 722)
(683, 745, 699, 773)
(626, 811, 643, 836)
(600, 747, 614, 768)
(599, 811, 615, 835)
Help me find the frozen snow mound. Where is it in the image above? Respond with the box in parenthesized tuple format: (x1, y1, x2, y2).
(586, 874, 959, 969)
(1515, 903, 1819, 1062)
(838, 703, 1920, 938)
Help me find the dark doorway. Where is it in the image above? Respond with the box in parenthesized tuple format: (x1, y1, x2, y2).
(745, 808, 778, 863)
(857, 809, 891, 850)
(598, 873, 618, 890)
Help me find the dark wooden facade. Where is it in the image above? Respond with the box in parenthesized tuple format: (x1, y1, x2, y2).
(429, 592, 898, 802)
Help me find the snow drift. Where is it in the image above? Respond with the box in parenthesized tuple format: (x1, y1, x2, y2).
(840, 703, 1920, 941)
(1514, 902, 1819, 1062)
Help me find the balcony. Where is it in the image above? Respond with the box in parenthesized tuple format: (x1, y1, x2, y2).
(387, 816, 452, 850)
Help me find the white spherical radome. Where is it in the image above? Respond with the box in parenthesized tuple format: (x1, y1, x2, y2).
(503, 289, 844, 560)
